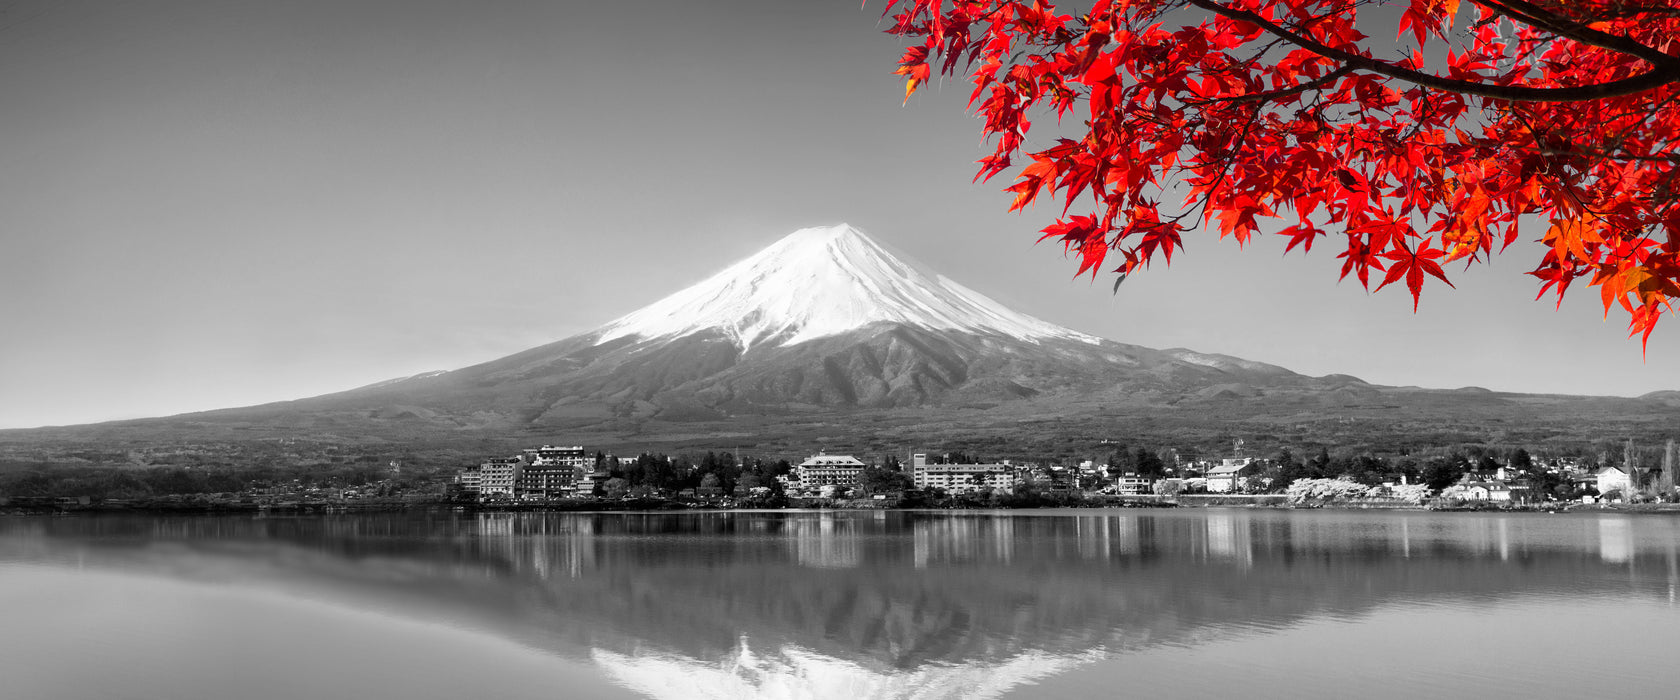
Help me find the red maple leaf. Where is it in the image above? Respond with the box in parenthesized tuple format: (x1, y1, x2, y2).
(874, 0, 1680, 351)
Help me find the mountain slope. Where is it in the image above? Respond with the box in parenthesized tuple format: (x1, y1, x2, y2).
(15, 222, 1675, 457)
(167, 223, 1321, 432)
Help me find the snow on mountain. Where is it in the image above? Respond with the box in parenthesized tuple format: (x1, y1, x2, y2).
(592, 641, 1103, 700)
(594, 224, 1101, 351)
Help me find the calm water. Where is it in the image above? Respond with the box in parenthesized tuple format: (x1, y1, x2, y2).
(3, 509, 1678, 699)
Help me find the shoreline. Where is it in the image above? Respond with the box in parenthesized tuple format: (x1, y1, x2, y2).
(7, 495, 1680, 516)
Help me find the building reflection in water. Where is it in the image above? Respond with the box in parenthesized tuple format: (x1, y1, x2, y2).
(1204, 513, 1252, 568)
(454, 512, 602, 580)
(790, 512, 859, 569)
(1599, 516, 1633, 565)
(912, 515, 1024, 568)
(10, 509, 1680, 699)
(1669, 547, 1679, 605)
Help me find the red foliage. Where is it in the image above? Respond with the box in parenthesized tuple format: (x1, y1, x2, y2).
(878, 0, 1680, 348)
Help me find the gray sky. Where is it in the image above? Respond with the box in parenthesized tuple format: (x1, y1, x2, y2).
(2, 0, 1675, 429)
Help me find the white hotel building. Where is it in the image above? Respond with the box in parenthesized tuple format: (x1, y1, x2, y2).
(793, 454, 868, 487)
(910, 453, 1016, 494)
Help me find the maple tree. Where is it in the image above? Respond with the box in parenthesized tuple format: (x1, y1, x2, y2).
(879, 0, 1680, 346)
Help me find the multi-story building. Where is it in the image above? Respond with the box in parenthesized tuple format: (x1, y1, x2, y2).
(516, 463, 577, 499)
(526, 445, 592, 470)
(479, 457, 523, 498)
(517, 445, 592, 499)
(1110, 474, 1155, 495)
(910, 453, 1016, 493)
(454, 445, 598, 501)
(453, 463, 483, 497)
(1204, 458, 1256, 493)
(794, 454, 867, 488)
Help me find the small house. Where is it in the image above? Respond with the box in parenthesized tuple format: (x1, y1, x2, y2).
(1460, 481, 1514, 502)
(1595, 466, 1633, 496)
(1204, 458, 1255, 493)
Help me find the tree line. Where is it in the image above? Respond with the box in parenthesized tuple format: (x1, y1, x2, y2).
(0, 462, 435, 501)
(591, 452, 793, 499)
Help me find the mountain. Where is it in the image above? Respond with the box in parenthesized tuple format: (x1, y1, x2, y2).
(210, 224, 1341, 427)
(7, 223, 1678, 458)
(595, 224, 1101, 350)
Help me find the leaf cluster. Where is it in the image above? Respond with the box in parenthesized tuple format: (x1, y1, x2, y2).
(882, 0, 1680, 346)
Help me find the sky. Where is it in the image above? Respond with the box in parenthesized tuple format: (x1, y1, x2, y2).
(1, 0, 1676, 429)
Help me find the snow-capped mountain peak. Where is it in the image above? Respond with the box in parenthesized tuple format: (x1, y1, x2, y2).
(594, 223, 1100, 350)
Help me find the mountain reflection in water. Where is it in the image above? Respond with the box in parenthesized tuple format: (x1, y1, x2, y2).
(3, 509, 1679, 699)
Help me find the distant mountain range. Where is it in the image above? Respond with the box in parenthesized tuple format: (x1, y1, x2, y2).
(6, 224, 1677, 457)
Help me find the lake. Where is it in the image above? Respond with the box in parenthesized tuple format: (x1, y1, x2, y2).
(2, 509, 1678, 699)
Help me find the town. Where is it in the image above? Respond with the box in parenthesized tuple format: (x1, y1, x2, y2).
(442, 438, 1680, 509)
(6, 438, 1680, 513)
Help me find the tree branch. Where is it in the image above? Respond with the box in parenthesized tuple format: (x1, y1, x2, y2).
(1183, 0, 1680, 102)
(1186, 65, 1356, 105)
(1471, 0, 1680, 71)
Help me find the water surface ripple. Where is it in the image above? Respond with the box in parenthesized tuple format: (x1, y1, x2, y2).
(2, 509, 1677, 699)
